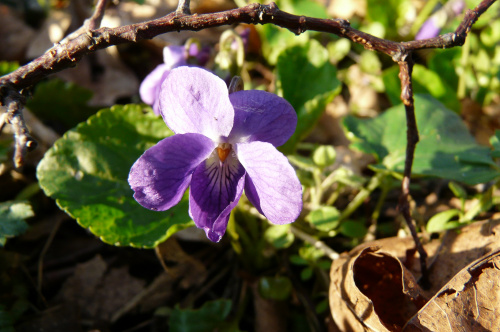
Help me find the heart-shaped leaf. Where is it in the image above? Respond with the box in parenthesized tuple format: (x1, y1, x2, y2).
(37, 104, 192, 248)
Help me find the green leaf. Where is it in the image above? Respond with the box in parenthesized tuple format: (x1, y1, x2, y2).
(428, 48, 461, 91)
(481, 20, 500, 48)
(382, 65, 460, 112)
(305, 206, 340, 232)
(256, 0, 326, 65)
(287, 155, 317, 172)
(343, 94, 500, 185)
(0, 62, 18, 76)
(264, 224, 294, 249)
(448, 182, 467, 200)
(0, 201, 33, 246)
(339, 220, 367, 238)
(170, 300, 232, 332)
(366, 0, 410, 39)
(0, 140, 11, 164)
(26, 79, 99, 130)
(36, 104, 192, 248)
(490, 130, 500, 158)
(289, 254, 309, 266)
(258, 276, 292, 301)
(257, 25, 306, 66)
(0, 305, 15, 332)
(327, 39, 351, 64)
(276, 40, 341, 153)
(426, 209, 461, 233)
(312, 145, 336, 168)
(300, 267, 313, 280)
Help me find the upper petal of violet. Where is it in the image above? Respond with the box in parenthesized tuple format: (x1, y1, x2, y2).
(163, 45, 188, 68)
(139, 64, 170, 108)
(228, 90, 297, 147)
(235, 141, 302, 224)
(128, 133, 215, 211)
(159, 67, 234, 141)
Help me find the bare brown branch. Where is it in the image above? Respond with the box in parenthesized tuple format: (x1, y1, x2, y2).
(0, 87, 37, 168)
(1, 0, 496, 91)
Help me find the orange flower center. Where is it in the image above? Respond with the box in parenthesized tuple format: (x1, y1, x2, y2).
(216, 143, 231, 162)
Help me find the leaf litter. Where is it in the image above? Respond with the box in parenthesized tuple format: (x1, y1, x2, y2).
(329, 219, 500, 331)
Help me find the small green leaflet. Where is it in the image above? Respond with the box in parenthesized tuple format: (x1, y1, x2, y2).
(0, 201, 33, 246)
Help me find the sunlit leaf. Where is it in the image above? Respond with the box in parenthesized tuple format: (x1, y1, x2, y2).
(0, 201, 33, 246)
(264, 224, 294, 249)
(276, 40, 341, 153)
(344, 94, 500, 185)
(312, 145, 336, 168)
(382, 65, 460, 112)
(306, 206, 340, 232)
(37, 104, 192, 248)
(448, 182, 467, 200)
(0, 61, 18, 76)
(426, 209, 462, 233)
(490, 130, 500, 158)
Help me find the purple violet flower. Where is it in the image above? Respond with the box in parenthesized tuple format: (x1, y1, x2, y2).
(129, 67, 303, 242)
(416, 0, 465, 40)
(139, 44, 209, 115)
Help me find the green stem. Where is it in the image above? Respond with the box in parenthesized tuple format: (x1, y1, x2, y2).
(457, 36, 470, 99)
(339, 172, 385, 221)
(311, 168, 323, 208)
(410, 0, 440, 36)
(371, 177, 391, 222)
(325, 189, 340, 206)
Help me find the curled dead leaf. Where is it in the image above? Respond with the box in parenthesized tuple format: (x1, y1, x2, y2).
(330, 219, 500, 331)
(330, 247, 425, 332)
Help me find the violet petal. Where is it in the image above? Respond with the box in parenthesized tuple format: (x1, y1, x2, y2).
(228, 90, 297, 147)
(189, 151, 246, 242)
(128, 133, 215, 211)
(139, 64, 170, 109)
(236, 141, 302, 224)
(163, 45, 188, 68)
(416, 18, 441, 40)
(159, 67, 234, 141)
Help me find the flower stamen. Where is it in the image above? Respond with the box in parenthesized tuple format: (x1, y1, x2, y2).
(217, 143, 231, 162)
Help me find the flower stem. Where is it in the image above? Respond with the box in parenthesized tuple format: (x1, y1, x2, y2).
(339, 172, 385, 221)
(290, 226, 339, 260)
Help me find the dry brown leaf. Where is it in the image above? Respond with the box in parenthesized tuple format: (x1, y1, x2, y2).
(155, 237, 207, 289)
(57, 255, 145, 322)
(330, 246, 425, 332)
(330, 219, 500, 331)
(403, 249, 500, 332)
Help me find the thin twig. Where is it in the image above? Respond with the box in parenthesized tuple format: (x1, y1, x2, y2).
(37, 217, 64, 298)
(396, 57, 430, 288)
(176, 0, 191, 15)
(0, 87, 37, 168)
(62, 0, 109, 43)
